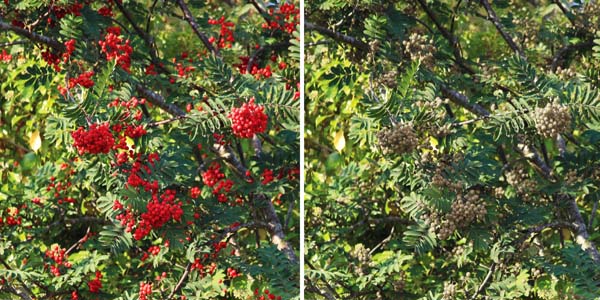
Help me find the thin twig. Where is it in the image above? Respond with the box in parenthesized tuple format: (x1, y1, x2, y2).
(166, 263, 191, 300)
(469, 262, 496, 300)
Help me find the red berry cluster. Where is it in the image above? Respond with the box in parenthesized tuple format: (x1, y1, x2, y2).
(98, 3, 114, 17)
(68, 70, 94, 89)
(87, 271, 103, 293)
(99, 26, 133, 72)
(42, 48, 62, 71)
(124, 153, 160, 193)
(50, 2, 83, 21)
(71, 123, 115, 155)
(45, 244, 71, 276)
(229, 98, 268, 138)
(254, 289, 282, 300)
(262, 3, 299, 34)
(145, 64, 158, 75)
(175, 62, 195, 78)
(63, 39, 76, 62)
(190, 186, 201, 199)
(139, 282, 153, 300)
(1, 49, 12, 62)
(261, 168, 274, 185)
(46, 163, 77, 205)
(71, 291, 78, 300)
(202, 162, 225, 187)
(2, 207, 22, 226)
(226, 267, 241, 278)
(202, 162, 235, 203)
(134, 189, 183, 240)
(208, 16, 235, 49)
(233, 56, 274, 79)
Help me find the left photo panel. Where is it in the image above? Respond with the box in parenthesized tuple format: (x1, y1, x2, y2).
(0, 1, 300, 299)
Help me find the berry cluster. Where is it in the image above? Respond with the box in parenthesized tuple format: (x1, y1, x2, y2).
(254, 289, 282, 300)
(1, 49, 12, 62)
(3, 207, 22, 227)
(190, 186, 201, 199)
(46, 163, 77, 205)
(208, 16, 235, 49)
(229, 98, 268, 138)
(71, 123, 115, 155)
(68, 70, 95, 89)
(533, 101, 571, 138)
(262, 3, 300, 34)
(134, 189, 183, 240)
(42, 48, 62, 71)
(45, 244, 71, 276)
(402, 32, 436, 68)
(505, 165, 537, 200)
(99, 27, 133, 72)
(139, 282, 153, 300)
(436, 190, 487, 240)
(98, 3, 114, 17)
(63, 39, 76, 62)
(349, 243, 373, 276)
(442, 282, 457, 300)
(233, 56, 274, 79)
(226, 267, 240, 278)
(261, 168, 274, 185)
(87, 271, 102, 293)
(377, 123, 418, 155)
(202, 162, 235, 204)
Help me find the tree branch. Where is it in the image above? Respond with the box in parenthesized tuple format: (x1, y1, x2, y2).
(305, 22, 369, 52)
(415, 0, 475, 74)
(0, 19, 65, 51)
(480, 0, 524, 57)
(550, 40, 595, 71)
(175, 0, 219, 56)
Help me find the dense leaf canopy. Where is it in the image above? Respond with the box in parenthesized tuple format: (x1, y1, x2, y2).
(305, 1, 600, 299)
(0, 1, 299, 299)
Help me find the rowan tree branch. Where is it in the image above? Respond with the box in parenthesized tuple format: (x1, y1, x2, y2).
(550, 40, 595, 71)
(175, 0, 219, 56)
(0, 19, 65, 51)
(480, 0, 524, 57)
(414, 0, 475, 74)
(305, 21, 369, 52)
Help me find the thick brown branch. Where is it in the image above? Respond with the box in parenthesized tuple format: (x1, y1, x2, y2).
(305, 22, 369, 52)
(480, 0, 524, 57)
(175, 0, 219, 56)
(0, 19, 65, 51)
(550, 40, 595, 71)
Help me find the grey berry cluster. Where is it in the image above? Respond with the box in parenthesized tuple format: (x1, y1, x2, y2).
(442, 282, 457, 300)
(402, 32, 436, 68)
(505, 165, 536, 200)
(378, 70, 398, 89)
(533, 102, 571, 138)
(377, 123, 418, 155)
(391, 272, 406, 292)
(350, 243, 373, 276)
(437, 190, 486, 240)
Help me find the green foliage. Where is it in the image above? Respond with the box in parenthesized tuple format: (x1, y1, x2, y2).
(0, 0, 299, 299)
(306, 0, 600, 299)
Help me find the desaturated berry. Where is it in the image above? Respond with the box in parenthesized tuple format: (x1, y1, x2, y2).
(377, 123, 418, 155)
(533, 101, 571, 138)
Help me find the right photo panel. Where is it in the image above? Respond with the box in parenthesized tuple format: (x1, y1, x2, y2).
(304, 1, 600, 299)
